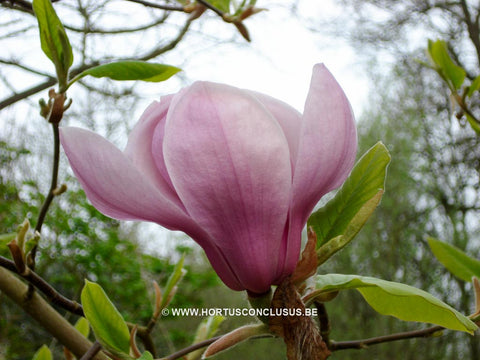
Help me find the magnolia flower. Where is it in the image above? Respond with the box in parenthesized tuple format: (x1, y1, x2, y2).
(60, 64, 357, 294)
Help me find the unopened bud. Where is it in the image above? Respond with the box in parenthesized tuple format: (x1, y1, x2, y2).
(39, 98, 50, 118)
(47, 89, 67, 124)
(53, 183, 68, 195)
(238, 6, 264, 21)
(233, 21, 251, 42)
(203, 324, 269, 358)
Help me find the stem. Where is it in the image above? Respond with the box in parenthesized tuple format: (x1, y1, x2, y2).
(330, 325, 444, 351)
(34, 123, 60, 234)
(162, 336, 222, 360)
(28, 122, 61, 297)
(124, 0, 184, 11)
(196, 0, 225, 17)
(0, 255, 84, 316)
(315, 302, 331, 347)
(79, 341, 102, 360)
(0, 267, 107, 360)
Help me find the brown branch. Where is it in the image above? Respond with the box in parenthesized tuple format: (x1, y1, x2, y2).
(34, 123, 60, 233)
(0, 17, 191, 110)
(138, 18, 192, 61)
(0, 267, 107, 360)
(124, 0, 184, 12)
(79, 341, 102, 360)
(330, 325, 445, 351)
(0, 58, 53, 77)
(459, 0, 480, 66)
(64, 14, 170, 34)
(162, 335, 222, 360)
(0, 77, 57, 110)
(0, 255, 84, 316)
(196, 0, 225, 17)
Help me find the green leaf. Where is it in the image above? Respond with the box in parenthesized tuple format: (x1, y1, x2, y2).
(315, 274, 477, 333)
(161, 254, 187, 308)
(32, 345, 52, 360)
(428, 39, 466, 89)
(466, 113, 480, 134)
(188, 316, 225, 360)
(308, 142, 390, 247)
(32, 0, 73, 87)
(467, 75, 480, 97)
(315, 190, 384, 266)
(209, 0, 231, 12)
(74, 317, 90, 338)
(428, 237, 480, 282)
(81, 280, 131, 357)
(314, 274, 477, 334)
(138, 352, 154, 360)
(69, 61, 181, 87)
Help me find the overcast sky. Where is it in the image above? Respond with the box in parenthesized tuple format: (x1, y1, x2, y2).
(158, 0, 369, 118)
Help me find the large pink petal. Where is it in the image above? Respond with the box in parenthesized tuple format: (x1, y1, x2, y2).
(293, 64, 357, 222)
(285, 64, 357, 273)
(60, 127, 191, 227)
(124, 96, 179, 200)
(247, 91, 302, 167)
(163, 82, 292, 294)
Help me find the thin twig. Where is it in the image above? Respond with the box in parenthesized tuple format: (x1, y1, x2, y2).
(0, 18, 191, 110)
(0, 255, 84, 316)
(34, 123, 60, 234)
(196, 0, 225, 17)
(162, 336, 222, 360)
(28, 123, 61, 297)
(330, 325, 445, 351)
(79, 341, 102, 360)
(124, 0, 184, 11)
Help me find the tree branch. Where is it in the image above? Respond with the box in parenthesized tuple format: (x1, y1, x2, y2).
(0, 267, 107, 360)
(0, 17, 191, 111)
(0, 255, 84, 316)
(330, 325, 445, 351)
(124, 0, 184, 12)
(162, 335, 222, 360)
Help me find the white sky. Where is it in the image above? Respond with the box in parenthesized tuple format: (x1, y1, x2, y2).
(157, 0, 369, 119)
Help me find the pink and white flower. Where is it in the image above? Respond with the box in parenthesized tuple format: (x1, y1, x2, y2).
(60, 64, 357, 294)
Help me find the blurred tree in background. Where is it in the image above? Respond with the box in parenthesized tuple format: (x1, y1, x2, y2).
(301, 0, 480, 359)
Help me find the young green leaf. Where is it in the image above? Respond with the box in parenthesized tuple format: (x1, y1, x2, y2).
(187, 316, 225, 360)
(316, 190, 384, 266)
(466, 113, 480, 134)
(32, 345, 52, 360)
(138, 352, 154, 360)
(81, 280, 131, 357)
(69, 61, 181, 88)
(32, 0, 73, 88)
(308, 142, 391, 247)
(427, 39, 466, 90)
(314, 274, 477, 334)
(428, 237, 480, 282)
(74, 317, 90, 338)
(467, 75, 480, 97)
(209, 0, 231, 13)
(161, 254, 187, 309)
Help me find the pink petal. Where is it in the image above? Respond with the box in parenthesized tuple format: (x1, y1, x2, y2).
(285, 64, 357, 273)
(62, 127, 245, 290)
(247, 91, 302, 167)
(124, 96, 178, 198)
(60, 127, 191, 227)
(163, 82, 292, 293)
